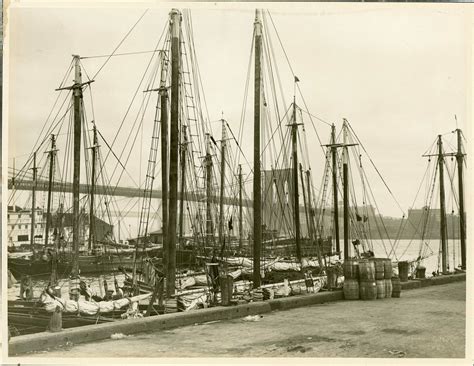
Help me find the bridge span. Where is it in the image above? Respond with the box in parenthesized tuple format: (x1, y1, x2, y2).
(8, 179, 253, 208)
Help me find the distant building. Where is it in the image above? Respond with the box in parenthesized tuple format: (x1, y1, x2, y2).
(7, 205, 114, 251)
(7, 205, 46, 248)
(128, 228, 164, 247)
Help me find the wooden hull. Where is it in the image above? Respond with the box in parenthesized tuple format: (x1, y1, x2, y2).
(8, 255, 136, 279)
(8, 300, 119, 337)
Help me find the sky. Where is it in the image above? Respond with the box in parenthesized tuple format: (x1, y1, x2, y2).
(5, 2, 471, 219)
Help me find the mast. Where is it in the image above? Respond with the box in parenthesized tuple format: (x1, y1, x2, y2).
(44, 136, 56, 250)
(71, 55, 83, 277)
(239, 164, 243, 252)
(291, 99, 302, 262)
(218, 119, 227, 246)
(166, 8, 181, 297)
(30, 152, 38, 256)
(161, 57, 169, 272)
(438, 135, 448, 273)
(306, 169, 324, 269)
(88, 124, 98, 252)
(205, 133, 213, 247)
(179, 125, 187, 243)
(342, 118, 350, 259)
(456, 129, 466, 270)
(45, 135, 57, 283)
(331, 124, 340, 258)
(300, 164, 309, 239)
(253, 9, 262, 288)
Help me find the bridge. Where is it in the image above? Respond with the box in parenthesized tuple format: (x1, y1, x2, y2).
(8, 179, 253, 208)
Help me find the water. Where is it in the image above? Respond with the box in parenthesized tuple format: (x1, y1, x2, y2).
(369, 238, 462, 277)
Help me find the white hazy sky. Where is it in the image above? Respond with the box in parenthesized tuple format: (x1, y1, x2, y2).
(5, 2, 471, 218)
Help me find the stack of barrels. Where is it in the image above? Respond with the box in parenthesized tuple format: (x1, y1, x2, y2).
(359, 259, 377, 300)
(343, 259, 360, 300)
(344, 257, 396, 301)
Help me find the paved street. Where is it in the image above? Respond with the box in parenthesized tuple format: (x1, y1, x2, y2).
(32, 281, 465, 358)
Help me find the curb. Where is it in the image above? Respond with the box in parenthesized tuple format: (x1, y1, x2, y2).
(400, 273, 466, 290)
(8, 272, 465, 356)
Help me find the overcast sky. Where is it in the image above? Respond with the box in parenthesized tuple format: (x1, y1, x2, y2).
(5, 2, 471, 218)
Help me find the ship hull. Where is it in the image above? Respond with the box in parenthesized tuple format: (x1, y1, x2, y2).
(8, 255, 136, 279)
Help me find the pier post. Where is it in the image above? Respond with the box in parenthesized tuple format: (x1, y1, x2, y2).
(48, 306, 62, 332)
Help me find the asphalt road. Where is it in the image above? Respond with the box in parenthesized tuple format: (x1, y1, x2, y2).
(32, 281, 466, 358)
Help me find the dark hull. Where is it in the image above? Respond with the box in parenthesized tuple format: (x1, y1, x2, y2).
(8, 300, 119, 337)
(8, 255, 136, 279)
(8, 300, 160, 337)
(8, 248, 197, 279)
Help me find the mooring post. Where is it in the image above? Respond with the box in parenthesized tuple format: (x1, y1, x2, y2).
(49, 305, 63, 332)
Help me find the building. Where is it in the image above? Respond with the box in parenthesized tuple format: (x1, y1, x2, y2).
(7, 205, 46, 248)
(7, 205, 114, 251)
(128, 228, 164, 247)
(49, 209, 114, 251)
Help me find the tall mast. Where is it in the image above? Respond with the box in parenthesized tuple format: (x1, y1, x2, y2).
(456, 129, 466, 270)
(45, 135, 57, 283)
(161, 57, 169, 272)
(44, 135, 56, 250)
(331, 124, 340, 258)
(205, 133, 213, 247)
(166, 8, 181, 297)
(218, 119, 227, 245)
(239, 164, 243, 252)
(300, 164, 309, 239)
(253, 9, 263, 288)
(438, 135, 448, 273)
(71, 55, 83, 277)
(291, 99, 302, 263)
(30, 151, 38, 255)
(342, 118, 350, 259)
(306, 169, 324, 269)
(88, 124, 98, 252)
(179, 125, 187, 243)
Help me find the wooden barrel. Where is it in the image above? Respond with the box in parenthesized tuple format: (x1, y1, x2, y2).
(391, 276, 401, 298)
(343, 279, 359, 300)
(370, 258, 385, 280)
(376, 280, 385, 299)
(416, 266, 426, 279)
(359, 280, 377, 300)
(358, 260, 375, 281)
(384, 279, 392, 298)
(343, 259, 360, 280)
(383, 259, 393, 279)
(398, 261, 409, 282)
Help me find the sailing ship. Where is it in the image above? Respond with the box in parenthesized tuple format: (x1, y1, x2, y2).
(399, 128, 467, 277)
